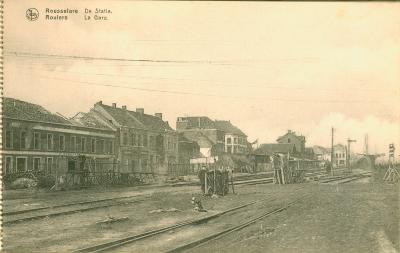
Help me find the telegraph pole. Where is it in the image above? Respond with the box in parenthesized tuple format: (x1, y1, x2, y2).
(331, 127, 334, 176)
(347, 138, 356, 172)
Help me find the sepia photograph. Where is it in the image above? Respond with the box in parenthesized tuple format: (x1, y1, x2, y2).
(2, 1, 399, 252)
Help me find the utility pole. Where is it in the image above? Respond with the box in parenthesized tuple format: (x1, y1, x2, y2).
(364, 134, 369, 155)
(331, 127, 334, 176)
(347, 138, 356, 172)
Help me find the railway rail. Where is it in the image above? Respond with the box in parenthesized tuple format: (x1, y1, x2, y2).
(3, 177, 273, 226)
(320, 172, 371, 184)
(3, 195, 150, 226)
(73, 189, 309, 253)
(167, 194, 310, 253)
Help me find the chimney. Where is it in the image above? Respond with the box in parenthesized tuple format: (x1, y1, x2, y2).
(122, 105, 127, 110)
(288, 130, 292, 134)
(136, 108, 144, 114)
(112, 103, 117, 108)
(155, 113, 162, 119)
(98, 100, 103, 105)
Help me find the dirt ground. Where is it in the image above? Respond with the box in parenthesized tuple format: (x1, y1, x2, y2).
(2, 177, 399, 253)
(189, 180, 399, 253)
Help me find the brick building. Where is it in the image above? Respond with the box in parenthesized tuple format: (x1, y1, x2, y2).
(86, 102, 179, 176)
(176, 116, 248, 156)
(276, 130, 306, 156)
(2, 98, 116, 180)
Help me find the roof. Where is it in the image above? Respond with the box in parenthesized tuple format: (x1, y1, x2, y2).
(254, 143, 296, 155)
(333, 144, 346, 151)
(98, 104, 144, 129)
(181, 131, 215, 148)
(214, 120, 246, 136)
(98, 104, 173, 132)
(312, 145, 329, 155)
(70, 112, 112, 130)
(277, 130, 305, 142)
(177, 116, 246, 136)
(177, 116, 216, 129)
(129, 110, 173, 131)
(3, 97, 71, 125)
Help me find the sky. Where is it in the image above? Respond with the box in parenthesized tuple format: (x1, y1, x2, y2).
(4, 1, 400, 156)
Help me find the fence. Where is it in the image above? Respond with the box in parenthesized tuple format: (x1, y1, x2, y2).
(167, 163, 197, 178)
(273, 154, 320, 184)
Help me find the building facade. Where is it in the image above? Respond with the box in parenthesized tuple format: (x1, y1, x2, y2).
(2, 98, 116, 180)
(333, 144, 346, 168)
(176, 116, 248, 156)
(276, 130, 306, 156)
(87, 101, 179, 176)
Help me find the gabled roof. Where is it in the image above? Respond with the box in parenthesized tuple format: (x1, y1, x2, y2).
(177, 116, 216, 129)
(333, 144, 346, 151)
(3, 97, 71, 125)
(277, 130, 305, 142)
(214, 120, 246, 136)
(177, 116, 247, 136)
(128, 110, 173, 132)
(181, 131, 215, 148)
(98, 103, 173, 132)
(254, 143, 296, 155)
(313, 145, 329, 155)
(98, 104, 144, 129)
(70, 112, 113, 130)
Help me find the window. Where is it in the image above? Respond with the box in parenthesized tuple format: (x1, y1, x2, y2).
(150, 136, 155, 148)
(139, 135, 143, 146)
(108, 140, 114, 154)
(81, 137, 86, 152)
(5, 130, 13, 148)
(227, 146, 232, 154)
(130, 133, 134, 146)
(77, 137, 82, 152)
(5, 156, 13, 174)
(47, 133, 54, 150)
(20, 131, 27, 149)
(33, 157, 41, 171)
(59, 135, 65, 151)
(16, 157, 27, 172)
(34, 132, 41, 150)
(71, 136, 76, 152)
(143, 135, 148, 147)
(46, 157, 53, 174)
(91, 138, 96, 153)
(133, 134, 137, 146)
(123, 132, 128, 145)
(227, 138, 232, 144)
(234, 138, 238, 144)
(99, 139, 105, 153)
(288, 138, 291, 143)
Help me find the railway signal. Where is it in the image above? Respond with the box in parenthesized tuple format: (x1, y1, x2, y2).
(383, 143, 399, 183)
(389, 143, 395, 158)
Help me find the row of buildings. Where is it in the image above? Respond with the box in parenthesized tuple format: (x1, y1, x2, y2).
(2, 97, 347, 181)
(2, 97, 252, 179)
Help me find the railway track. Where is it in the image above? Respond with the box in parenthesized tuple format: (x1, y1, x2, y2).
(167, 194, 310, 253)
(3, 195, 151, 225)
(320, 172, 371, 184)
(3, 177, 273, 226)
(73, 189, 308, 253)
